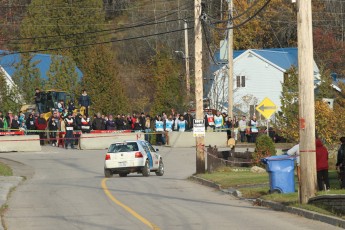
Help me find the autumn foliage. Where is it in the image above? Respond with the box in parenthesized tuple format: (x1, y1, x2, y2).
(275, 68, 345, 145)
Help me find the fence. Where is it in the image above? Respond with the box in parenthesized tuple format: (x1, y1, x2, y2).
(206, 145, 253, 173)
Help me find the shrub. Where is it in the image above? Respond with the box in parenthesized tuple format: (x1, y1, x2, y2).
(253, 135, 276, 166)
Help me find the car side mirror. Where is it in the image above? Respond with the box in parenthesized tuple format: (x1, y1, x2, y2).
(156, 149, 159, 152)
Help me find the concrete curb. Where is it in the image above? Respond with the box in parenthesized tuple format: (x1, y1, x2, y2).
(189, 175, 222, 190)
(190, 175, 243, 197)
(189, 175, 345, 228)
(257, 198, 345, 228)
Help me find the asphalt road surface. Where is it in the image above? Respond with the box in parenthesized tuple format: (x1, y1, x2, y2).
(0, 146, 340, 230)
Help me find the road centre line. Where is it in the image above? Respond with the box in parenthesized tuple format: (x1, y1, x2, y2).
(101, 178, 160, 230)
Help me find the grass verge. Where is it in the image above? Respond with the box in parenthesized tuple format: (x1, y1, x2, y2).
(0, 162, 12, 176)
(196, 167, 345, 220)
(196, 167, 268, 188)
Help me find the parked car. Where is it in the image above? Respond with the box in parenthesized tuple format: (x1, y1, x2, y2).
(104, 140, 164, 177)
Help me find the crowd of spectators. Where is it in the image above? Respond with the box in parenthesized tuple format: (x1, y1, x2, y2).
(0, 88, 265, 147)
(0, 105, 266, 147)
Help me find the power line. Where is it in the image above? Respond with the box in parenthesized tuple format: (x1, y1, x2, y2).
(1, 2, 193, 43)
(2, 17, 192, 43)
(201, 21, 220, 65)
(3, 26, 194, 55)
(204, 0, 271, 30)
(204, 0, 262, 23)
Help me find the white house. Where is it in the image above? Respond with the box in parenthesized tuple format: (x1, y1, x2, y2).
(207, 48, 320, 118)
(0, 66, 16, 89)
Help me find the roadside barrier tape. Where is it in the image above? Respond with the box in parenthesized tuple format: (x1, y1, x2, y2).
(2, 127, 270, 135)
(0, 134, 146, 142)
(0, 131, 25, 135)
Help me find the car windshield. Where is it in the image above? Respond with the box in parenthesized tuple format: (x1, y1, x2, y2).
(108, 142, 139, 153)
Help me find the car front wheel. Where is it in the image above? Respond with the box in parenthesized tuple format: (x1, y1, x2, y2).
(155, 159, 164, 176)
(142, 160, 150, 177)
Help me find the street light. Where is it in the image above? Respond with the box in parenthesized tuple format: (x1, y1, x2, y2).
(174, 50, 190, 100)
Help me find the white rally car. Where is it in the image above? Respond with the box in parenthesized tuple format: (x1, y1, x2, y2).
(104, 140, 164, 177)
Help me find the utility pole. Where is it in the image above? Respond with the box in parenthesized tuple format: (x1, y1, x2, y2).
(195, 0, 205, 174)
(184, 20, 191, 101)
(297, 0, 317, 204)
(220, 0, 223, 20)
(227, 0, 233, 118)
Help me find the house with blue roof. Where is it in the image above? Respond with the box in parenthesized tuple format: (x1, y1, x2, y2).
(207, 47, 320, 117)
(0, 50, 83, 89)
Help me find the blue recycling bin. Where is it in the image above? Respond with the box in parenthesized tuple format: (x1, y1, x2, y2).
(261, 155, 295, 194)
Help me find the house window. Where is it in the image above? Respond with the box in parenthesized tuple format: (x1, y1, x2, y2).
(236, 76, 246, 88)
(241, 76, 245, 87)
(284, 72, 288, 83)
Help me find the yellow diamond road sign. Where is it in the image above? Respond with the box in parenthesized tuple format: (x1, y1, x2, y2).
(256, 97, 277, 119)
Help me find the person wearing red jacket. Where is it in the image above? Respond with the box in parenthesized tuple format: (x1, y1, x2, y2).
(35, 113, 47, 146)
(316, 138, 330, 191)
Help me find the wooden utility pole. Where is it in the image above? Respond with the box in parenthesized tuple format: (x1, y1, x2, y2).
(227, 0, 233, 118)
(297, 0, 317, 204)
(184, 20, 191, 100)
(195, 0, 205, 174)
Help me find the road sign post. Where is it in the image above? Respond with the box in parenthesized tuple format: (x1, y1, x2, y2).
(256, 98, 277, 136)
(193, 119, 205, 137)
(256, 97, 277, 119)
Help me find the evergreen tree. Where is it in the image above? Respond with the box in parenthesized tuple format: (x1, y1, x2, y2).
(81, 45, 128, 115)
(0, 71, 21, 113)
(12, 54, 42, 104)
(275, 67, 340, 144)
(20, 0, 108, 66)
(274, 67, 299, 142)
(315, 68, 335, 100)
(149, 51, 186, 115)
(46, 54, 80, 99)
(19, 0, 128, 113)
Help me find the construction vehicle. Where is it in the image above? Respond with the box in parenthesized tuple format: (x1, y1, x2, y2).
(21, 89, 85, 120)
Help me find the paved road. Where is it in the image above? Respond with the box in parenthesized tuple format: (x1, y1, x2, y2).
(0, 147, 340, 230)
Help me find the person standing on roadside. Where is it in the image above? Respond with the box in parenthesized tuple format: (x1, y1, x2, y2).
(250, 115, 258, 143)
(233, 116, 239, 141)
(316, 138, 330, 191)
(287, 143, 300, 183)
(78, 89, 91, 117)
(225, 116, 232, 140)
(138, 112, 146, 131)
(184, 111, 194, 131)
(0, 115, 4, 132)
(164, 115, 174, 146)
(26, 113, 36, 134)
(48, 112, 59, 146)
(336, 137, 345, 189)
(177, 115, 187, 132)
(35, 113, 47, 146)
(92, 112, 105, 130)
(214, 111, 223, 132)
(155, 115, 165, 145)
(144, 115, 152, 143)
(34, 88, 43, 114)
(64, 113, 75, 149)
(10, 115, 20, 130)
